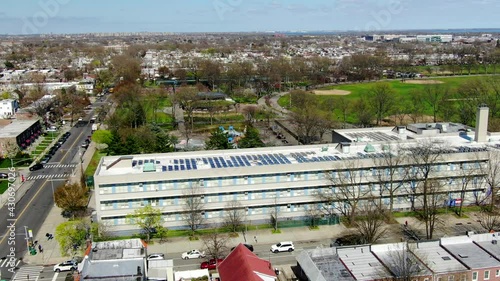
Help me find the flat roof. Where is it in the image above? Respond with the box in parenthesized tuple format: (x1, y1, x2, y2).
(412, 240, 467, 274)
(296, 248, 354, 281)
(96, 131, 494, 178)
(371, 243, 432, 278)
(441, 236, 500, 269)
(337, 246, 391, 281)
(0, 119, 39, 138)
(470, 232, 500, 259)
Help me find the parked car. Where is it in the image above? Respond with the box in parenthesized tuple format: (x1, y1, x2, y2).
(53, 260, 77, 272)
(40, 156, 51, 164)
(63, 132, 71, 137)
(81, 142, 89, 149)
(0, 173, 8, 178)
(200, 258, 223, 270)
(231, 244, 254, 252)
(147, 253, 165, 260)
(181, 250, 205, 259)
(270, 241, 294, 253)
(29, 163, 44, 171)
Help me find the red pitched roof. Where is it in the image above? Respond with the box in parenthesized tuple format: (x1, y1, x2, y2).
(218, 243, 276, 281)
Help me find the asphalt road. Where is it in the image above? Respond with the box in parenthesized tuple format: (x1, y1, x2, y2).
(0, 99, 108, 280)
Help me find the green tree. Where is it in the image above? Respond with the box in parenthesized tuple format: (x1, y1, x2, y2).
(238, 126, 264, 148)
(4, 61, 14, 69)
(91, 130, 113, 145)
(205, 129, 232, 150)
(54, 183, 88, 218)
(126, 204, 163, 242)
(55, 220, 89, 256)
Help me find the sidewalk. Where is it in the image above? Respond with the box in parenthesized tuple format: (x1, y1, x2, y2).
(22, 139, 97, 265)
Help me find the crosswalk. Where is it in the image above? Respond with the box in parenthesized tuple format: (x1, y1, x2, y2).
(0, 257, 21, 268)
(43, 164, 77, 169)
(26, 173, 71, 181)
(12, 265, 43, 281)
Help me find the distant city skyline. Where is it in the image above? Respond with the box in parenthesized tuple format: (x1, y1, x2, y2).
(1, 0, 499, 35)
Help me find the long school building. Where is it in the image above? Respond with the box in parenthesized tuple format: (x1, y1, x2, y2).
(94, 122, 499, 235)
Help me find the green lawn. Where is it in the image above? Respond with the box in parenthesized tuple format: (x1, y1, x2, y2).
(0, 180, 8, 194)
(278, 75, 498, 123)
(85, 150, 107, 177)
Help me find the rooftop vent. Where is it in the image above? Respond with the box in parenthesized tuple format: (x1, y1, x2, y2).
(442, 256, 451, 261)
(458, 254, 468, 258)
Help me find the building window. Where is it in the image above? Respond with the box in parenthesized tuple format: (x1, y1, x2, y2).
(472, 272, 478, 281)
(448, 276, 454, 281)
(496, 269, 500, 277)
(484, 270, 490, 280)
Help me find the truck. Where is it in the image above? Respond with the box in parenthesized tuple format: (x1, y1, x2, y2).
(91, 123, 98, 133)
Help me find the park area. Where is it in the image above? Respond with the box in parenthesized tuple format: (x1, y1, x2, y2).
(278, 76, 497, 125)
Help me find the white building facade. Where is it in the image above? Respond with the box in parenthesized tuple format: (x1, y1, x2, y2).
(94, 124, 498, 235)
(0, 99, 17, 119)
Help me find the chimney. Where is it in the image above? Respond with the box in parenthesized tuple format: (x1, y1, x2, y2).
(474, 105, 489, 142)
(340, 142, 351, 154)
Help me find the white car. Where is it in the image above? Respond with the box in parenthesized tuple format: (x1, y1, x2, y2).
(181, 249, 205, 259)
(270, 241, 295, 253)
(147, 253, 165, 260)
(53, 260, 77, 272)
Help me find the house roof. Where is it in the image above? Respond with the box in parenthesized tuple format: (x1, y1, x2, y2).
(218, 243, 276, 281)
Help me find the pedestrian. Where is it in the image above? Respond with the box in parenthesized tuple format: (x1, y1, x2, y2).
(405, 220, 408, 227)
(254, 235, 257, 243)
(38, 245, 43, 253)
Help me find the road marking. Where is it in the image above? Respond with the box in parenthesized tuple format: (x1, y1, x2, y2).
(12, 265, 43, 281)
(51, 272, 59, 281)
(0, 128, 87, 248)
(0, 258, 20, 267)
(26, 173, 72, 181)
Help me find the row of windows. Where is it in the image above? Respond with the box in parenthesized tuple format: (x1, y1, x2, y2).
(99, 189, 484, 211)
(99, 164, 486, 195)
(102, 203, 336, 225)
(472, 269, 500, 281)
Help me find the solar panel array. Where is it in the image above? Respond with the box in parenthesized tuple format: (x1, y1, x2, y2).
(290, 151, 341, 163)
(346, 132, 400, 142)
(457, 146, 487, 153)
(129, 145, 490, 172)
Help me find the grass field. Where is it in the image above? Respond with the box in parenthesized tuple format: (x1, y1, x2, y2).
(278, 76, 497, 123)
(0, 180, 8, 194)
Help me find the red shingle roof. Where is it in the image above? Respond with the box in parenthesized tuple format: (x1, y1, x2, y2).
(218, 243, 276, 281)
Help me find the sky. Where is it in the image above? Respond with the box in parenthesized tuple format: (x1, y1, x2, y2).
(0, 0, 499, 35)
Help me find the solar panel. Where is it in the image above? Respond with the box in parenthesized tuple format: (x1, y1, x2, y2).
(168, 166, 173, 171)
(162, 166, 167, 171)
(174, 166, 179, 171)
(132, 160, 137, 167)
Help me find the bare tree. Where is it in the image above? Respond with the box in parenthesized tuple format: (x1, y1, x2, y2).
(269, 195, 280, 232)
(182, 185, 205, 236)
(202, 232, 230, 259)
(481, 149, 500, 210)
(373, 145, 407, 213)
(478, 209, 500, 232)
(405, 141, 446, 239)
(326, 159, 371, 226)
(355, 204, 387, 244)
(288, 90, 322, 144)
(456, 160, 485, 217)
(368, 83, 395, 125)
(223, 200, 245, 233)
(377, 243, 429, 281)
(422, 84, 449, 123)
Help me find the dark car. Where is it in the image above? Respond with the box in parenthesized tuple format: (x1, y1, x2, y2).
(330, 234, 364, 247)
(231, 244, 254, 252)
(40, 156, 51, 164)
(63, 132, 71, 138)
(29, 163, 44, 171)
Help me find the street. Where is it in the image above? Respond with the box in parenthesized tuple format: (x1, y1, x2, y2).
(0, 100, 107, 280)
